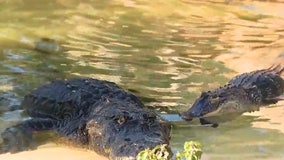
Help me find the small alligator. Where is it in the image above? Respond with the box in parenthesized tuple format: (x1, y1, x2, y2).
(0, 78, 171, 160)
(181, 66, 284, 127)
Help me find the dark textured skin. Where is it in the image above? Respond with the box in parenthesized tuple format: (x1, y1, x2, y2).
(181, 66, 284, 127)
(0, 78, 171, 160)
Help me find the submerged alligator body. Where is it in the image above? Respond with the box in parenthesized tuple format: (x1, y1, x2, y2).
(181, 66, 284, 127)
(1, 78, 171, 160)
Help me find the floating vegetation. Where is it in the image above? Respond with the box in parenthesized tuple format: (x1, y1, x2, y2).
(137, 141, 202, 160)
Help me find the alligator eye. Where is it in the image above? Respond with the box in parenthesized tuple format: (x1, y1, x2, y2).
(211, 94, 218, 99)
(113, 116, 126, 125)
(210, 95, 220, 104)
(117, 117, 125, 125)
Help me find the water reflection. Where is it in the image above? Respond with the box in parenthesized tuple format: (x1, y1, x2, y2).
(172, 115, 284, 160)
(62, 1, 232, 110)
(0, 0, 284, 159)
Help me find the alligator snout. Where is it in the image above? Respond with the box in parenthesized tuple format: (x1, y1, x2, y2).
(110, 137, 171, 160)
(181, 91, 215, 121)
(180, 112, 193, 121)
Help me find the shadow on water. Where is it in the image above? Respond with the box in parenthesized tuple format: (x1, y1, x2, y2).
(0, 0, 284, 159)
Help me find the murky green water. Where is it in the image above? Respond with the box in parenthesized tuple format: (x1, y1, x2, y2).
(1, 0, 284, 159)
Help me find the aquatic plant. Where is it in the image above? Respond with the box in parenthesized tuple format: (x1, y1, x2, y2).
(137, 141, 202, 160)
(176, 141, 202, 160)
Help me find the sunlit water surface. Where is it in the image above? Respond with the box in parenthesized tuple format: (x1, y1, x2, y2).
(0, 0, 284, 159)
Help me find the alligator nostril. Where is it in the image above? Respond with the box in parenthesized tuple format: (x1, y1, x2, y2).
(180, 112, 193, 121)
(138, 145, 145, 150)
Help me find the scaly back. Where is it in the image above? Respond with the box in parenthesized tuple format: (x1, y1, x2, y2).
(228, 65, 284, 104)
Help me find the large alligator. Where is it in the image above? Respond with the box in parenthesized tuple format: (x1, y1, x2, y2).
(181, 66, 284, 127)
(0, 78, 171, 160)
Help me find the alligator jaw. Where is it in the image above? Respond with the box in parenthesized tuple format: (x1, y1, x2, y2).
(181, 99, 251, 125)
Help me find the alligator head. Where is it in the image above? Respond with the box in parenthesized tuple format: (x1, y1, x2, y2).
(181, 91, 221, 121)
(181, 86, 252, 127)
(181, 66, 284, 127)
(87, 98, 171, 160)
